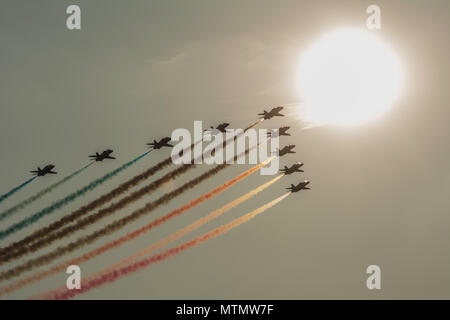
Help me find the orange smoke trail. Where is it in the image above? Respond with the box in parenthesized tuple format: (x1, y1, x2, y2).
(0, 159, 275, 297)
(33, 192, 290, 300)
(108, 174, 284, 270)
(74, 174, 284, 289)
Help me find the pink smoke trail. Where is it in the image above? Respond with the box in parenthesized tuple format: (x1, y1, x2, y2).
(0, 159, 276, 296)
(32, 192, 290, 300)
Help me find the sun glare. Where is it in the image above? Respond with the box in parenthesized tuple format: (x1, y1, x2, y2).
(296, 28, 403, 126)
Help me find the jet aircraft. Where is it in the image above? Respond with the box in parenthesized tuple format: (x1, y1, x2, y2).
(267, 126, 291, 137)
(258, 106, 284, 120)
(147, 137, 173, 149)
(275, 145, 296, 156)
(286, 180, 311, 192)
(30, 165, 57, 176)
(89, 149, 116, 162)
(280, 162, 304, 174)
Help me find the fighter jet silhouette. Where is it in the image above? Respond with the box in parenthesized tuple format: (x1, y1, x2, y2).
(205, 123, 230, 135)
(211, 123, 229, 133)
(30, 165, 57, 176)
(147, 137, 173, 149)
(286, 180, 310, 192)
(258, 106, 284, 120)
(274, 145, 296, 157)
(267, 126, 291, 137)
(89, 149, 116, 162)
(280, 162, 304, 174)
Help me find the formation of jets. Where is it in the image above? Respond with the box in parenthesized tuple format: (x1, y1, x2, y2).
(147, 137, 173, 149)
(257, 107, 310, 192)
(89, 149, 116, 162)
(24, 106, 310, 192)
(31, 149, 117, 177)
(30, 165, 57, 177)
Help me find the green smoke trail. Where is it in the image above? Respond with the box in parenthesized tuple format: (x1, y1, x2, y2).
(0, 177, 36, 204)
(0, 120, 261, 255)
(0, 162, 94, 222)
(0, 150, 152, 241)
(0, 142, 263, 280)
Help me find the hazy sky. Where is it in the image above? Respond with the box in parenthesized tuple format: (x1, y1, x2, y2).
(1, 0, 449, 299)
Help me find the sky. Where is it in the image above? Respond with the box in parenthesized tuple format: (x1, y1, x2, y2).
(0, 0, 449, 299)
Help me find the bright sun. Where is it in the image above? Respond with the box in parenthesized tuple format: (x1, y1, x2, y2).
(297, 28, 403, 126)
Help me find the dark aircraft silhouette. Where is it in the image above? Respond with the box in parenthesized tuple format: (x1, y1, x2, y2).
(280, 162, 304, 174)
(205, 123, 230, 135)
(286, 180, 311, 192)
(275, 145, 296, 157)
(258, 106, 284, 120)
(30, 165, 57, 176)
(147, 137, 173, 149)
(267, 126, 291, 137)
(89, 149, 116, 162)
(211, 123, 230, 133)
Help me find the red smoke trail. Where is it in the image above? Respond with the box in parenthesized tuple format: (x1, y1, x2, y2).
(32, 192, 290, 300)
(87, 174, 284, 280)
(0, 160, 276, 296)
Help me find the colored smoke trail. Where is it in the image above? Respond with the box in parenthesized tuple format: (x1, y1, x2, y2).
(0, 154, 170, 259)
(0, 177, 36, 205)
(0, 165, 216, 280)
(89, 174, 283, 281)
(2, 158, 272, 263)
(0, 150, 152, 241)
(0, 162, 95, 223)
(245, 119, 264, 130)
(0, 119, 264, 259)
(0, 143, 264, 281)
(0, 168, 280, 297)
(0, 164, 193, 263)
(35, 192, 290, 300)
